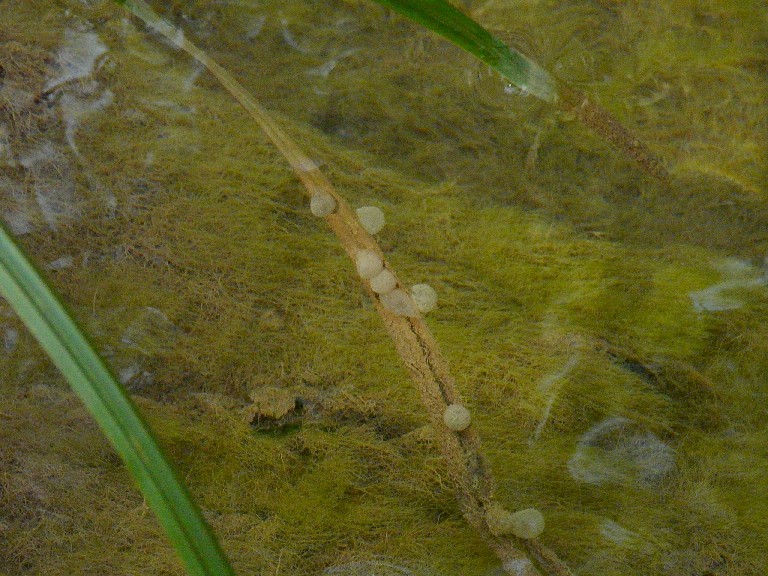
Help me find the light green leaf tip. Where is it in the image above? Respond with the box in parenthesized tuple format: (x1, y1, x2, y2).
(369, 0, 558, 102)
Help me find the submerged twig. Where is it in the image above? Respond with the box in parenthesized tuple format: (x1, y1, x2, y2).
(557, 84, 671, 183)
(118, 1, 574, 574)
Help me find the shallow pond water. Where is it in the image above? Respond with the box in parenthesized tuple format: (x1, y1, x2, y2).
(1, 1, 767, 575)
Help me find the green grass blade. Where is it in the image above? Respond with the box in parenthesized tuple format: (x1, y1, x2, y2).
(0, 222, 236, 576)
(369, 0, 557, 102)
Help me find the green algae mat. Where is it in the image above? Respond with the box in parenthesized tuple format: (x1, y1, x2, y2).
(1, 1, 767, 575)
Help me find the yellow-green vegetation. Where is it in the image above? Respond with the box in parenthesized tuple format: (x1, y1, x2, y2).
(1, 0, 766, 575)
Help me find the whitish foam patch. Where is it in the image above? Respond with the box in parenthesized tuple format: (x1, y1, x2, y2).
(0, 175, 34, 235)
(60, 89, 114, 155)
(54, 52, 116, 215)
(280, 19, 308, 53)
(601, 520, 640, 547)
(4, 327, 19, 353)
(306, 48, 359, 78)
(47, 255, 74, 270)
(244, 15, 266, 40)
(183, 63, 205, 91)
(568, 417, 676, 487)
(118, 364, 155, 391)
(119, 363, 141, 385)
(689, 258, 767, 312)
(45, 29, 108, 92)
(19, 142, 81, 231)
(120, 307, 178, 355)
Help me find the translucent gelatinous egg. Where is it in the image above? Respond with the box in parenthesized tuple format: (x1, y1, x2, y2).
(370, 269, 397, 294)
(296, 157, 319, 172)
(356, 206, 385, 234)
(355, 249, 384, 279)
(411, 283, 437, 313)
(485, 504, 545, 539)
(380, 289, 418, 317)
(509, 508, 545, 539)
(310, 192, 336, 217)
(443, 403, 471, 431)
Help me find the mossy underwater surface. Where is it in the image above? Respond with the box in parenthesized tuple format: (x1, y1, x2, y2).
(1, 0, 767, 574)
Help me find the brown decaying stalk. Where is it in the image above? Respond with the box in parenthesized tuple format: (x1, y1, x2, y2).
(127, 2, 574, 574)
(557, 84, 671, 183)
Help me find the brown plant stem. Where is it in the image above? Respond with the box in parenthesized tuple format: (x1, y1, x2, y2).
(557, 84, 670, 183)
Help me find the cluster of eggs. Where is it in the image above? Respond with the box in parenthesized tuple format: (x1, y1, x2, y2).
(310, 191, 544, 539)
(310, 193, 438, 316)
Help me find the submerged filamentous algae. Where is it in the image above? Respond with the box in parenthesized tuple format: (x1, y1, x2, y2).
(1, 0, 767, 574)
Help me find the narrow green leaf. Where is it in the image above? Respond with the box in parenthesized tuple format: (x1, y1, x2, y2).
(0, 222, 236, 576)
(369, 0, 557, 102)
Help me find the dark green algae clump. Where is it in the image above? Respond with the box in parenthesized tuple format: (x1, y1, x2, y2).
(1, 0, 767, 574)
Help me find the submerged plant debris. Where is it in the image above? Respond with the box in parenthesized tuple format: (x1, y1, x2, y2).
(1, 0, 767, 575)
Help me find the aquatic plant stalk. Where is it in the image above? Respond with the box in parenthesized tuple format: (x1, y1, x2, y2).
(557, 85, 670, 182)
(115, 1, 574, 574)
(0, 222, 236, 576)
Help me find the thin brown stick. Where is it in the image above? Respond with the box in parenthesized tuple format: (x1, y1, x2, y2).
(558, 84, 670, 183)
